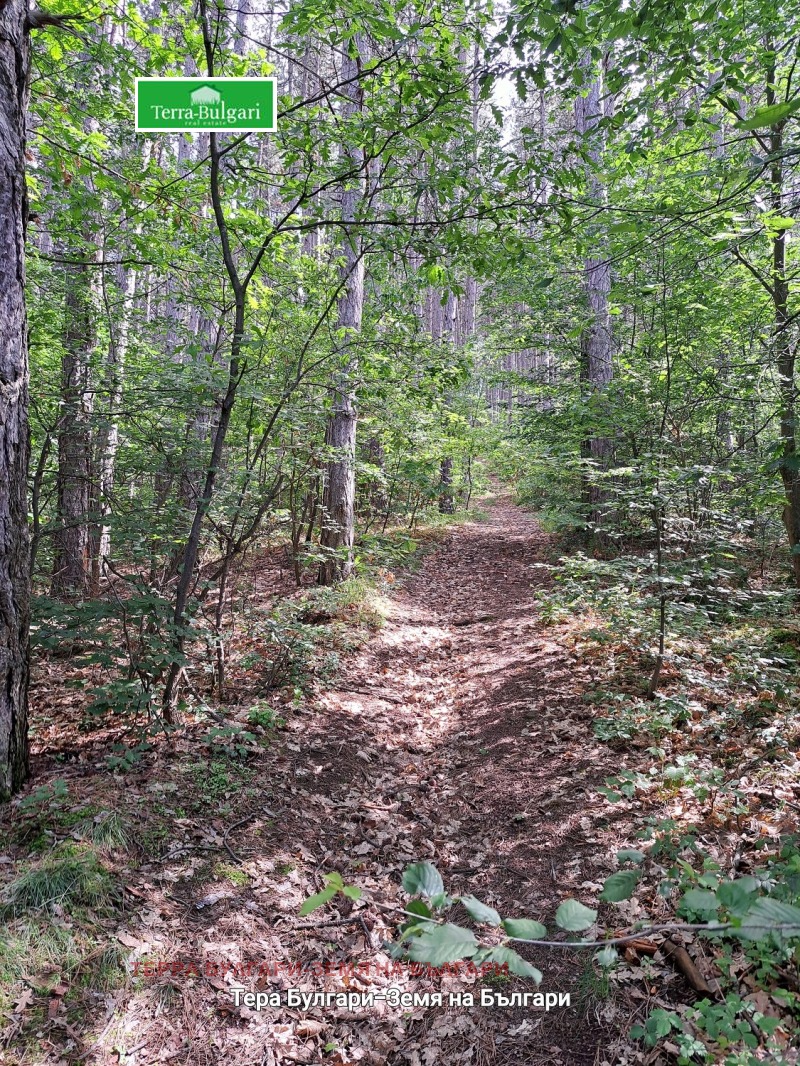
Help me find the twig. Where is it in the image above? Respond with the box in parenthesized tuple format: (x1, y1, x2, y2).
(361, 895, 800, 949)
(176, 667, 226, 722)
(359, 914, 378, 950)
(222, 808, 275, 864)
(291, 916, 365, 930)
(347, 687, 403, 705)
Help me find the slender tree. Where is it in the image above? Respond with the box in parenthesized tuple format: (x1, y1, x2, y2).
(52, 255, 96, 596)
(318, 34, 367, 585)
(574, 55, 613, 524)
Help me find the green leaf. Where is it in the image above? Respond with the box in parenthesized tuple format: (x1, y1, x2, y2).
(405, 923, 478, 965)
(595, 946, 618, 968)
(460, 895, 501, 926)
(555, 899, 597, 932)
(679, 888, 719, 917)
(616, 849, 646, 865)
(483, 946, 542, 982)
(323, 871, 344, 889)
(736, 100, 800, 130)
(639, 1009, 680, 1043)
(600, 871, 639, 903)
(299, 885, 336, 916)
(501, 917, 548, 940)
(764, 215, 795, 230)
(543, 31, 562, 58)
(737, 897, 800, 941)
(405, 899, 433, 919)
(402, 862, 445, 899)
(715, 878, 757, 914)
(598, 786, 623, 802)
(342, 885, 362, 900)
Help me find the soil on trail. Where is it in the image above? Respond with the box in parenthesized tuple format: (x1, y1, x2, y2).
(252, 492, 628, 1065)
(8, 494, 637, 1066)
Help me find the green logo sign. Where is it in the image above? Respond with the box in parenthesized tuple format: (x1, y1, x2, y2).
(135, 78, 276, 133)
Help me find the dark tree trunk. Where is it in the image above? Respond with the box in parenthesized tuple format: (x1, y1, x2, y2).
(319, 371, 359, 584)
(439, 458, 455, 514)
(52, 259, 95, 596)
(769, 117, 800, 584)
(0, 0, 31, 797)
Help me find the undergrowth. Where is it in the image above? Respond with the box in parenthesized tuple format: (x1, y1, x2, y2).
(534, 530, 800, 1063)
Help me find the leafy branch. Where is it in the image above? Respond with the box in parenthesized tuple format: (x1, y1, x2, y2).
(300, 860, 800, 984)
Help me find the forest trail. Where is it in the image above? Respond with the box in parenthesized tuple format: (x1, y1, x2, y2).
(5, 496, 635, 1066)
(245, 492, 627, 1065)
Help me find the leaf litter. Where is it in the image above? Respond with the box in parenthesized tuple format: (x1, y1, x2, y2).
(4, 492, 791, 1064)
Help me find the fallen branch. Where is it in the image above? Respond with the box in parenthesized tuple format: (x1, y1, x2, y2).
(661, 938, 717, 998)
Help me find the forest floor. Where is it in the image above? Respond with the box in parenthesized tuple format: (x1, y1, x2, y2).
(2, 492, 754, 1065)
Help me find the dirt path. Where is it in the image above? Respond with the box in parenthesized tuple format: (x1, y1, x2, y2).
(13, 494, 634, 1066)
(253, 492, 628, 1065)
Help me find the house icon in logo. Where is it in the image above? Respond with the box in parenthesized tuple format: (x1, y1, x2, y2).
(190, 85, 222, 106)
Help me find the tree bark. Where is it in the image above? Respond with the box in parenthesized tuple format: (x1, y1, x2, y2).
(318, 35, 366, 586)
(438, 457, 455, 514)
(575, 65, 613, 524)
(95, 262, 136, 577)
(0, 0, 31, 797)
(52, 257, 96, 596)
(94, 139, 153, 580)
(769, 112, 800, 583)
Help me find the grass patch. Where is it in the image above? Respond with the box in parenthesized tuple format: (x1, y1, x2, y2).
(181, 759, 255, 803)
(2, 843, 118, 916)
(0, 922, 82, 990)
(576, 953, 615, 1007)
(71, 810, 128, 849)
(76, 941, 129, 991)
(302, 575, 388, 629)
(213, 862, 249, 887)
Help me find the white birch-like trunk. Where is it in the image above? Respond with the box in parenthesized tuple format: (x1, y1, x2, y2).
(319, 35, 366, 585)
(574, 63, 613, 510)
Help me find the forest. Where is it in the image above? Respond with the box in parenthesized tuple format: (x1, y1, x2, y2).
(1, 0, 800, 1062)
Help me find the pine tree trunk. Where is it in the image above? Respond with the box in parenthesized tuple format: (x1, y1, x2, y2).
(318, 37, 365, 586)
(0, 0, 31, 797)
(769, 111, 800, 584)
(575, 67, 613, 526)
(52, 258, 95, 596)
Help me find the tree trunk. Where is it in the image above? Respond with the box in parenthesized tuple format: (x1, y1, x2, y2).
(0, 0, 31, 797)
(366, 435, 387, 516)
(769, 111, 800, 583)
(52, 257, 96, 596)
(574, 65, 613, 525)
(318, 36, 366, 586)
(438, 457, 455, 514)
(95, 138, 153, 579)
(95, 262, 135, 574)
